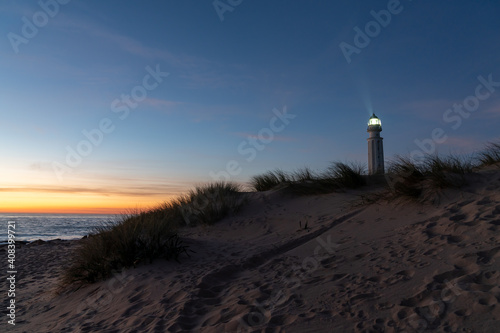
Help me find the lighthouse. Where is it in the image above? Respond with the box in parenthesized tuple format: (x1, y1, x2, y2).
(367, 113, 384, 175)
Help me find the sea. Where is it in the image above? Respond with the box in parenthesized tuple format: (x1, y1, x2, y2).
(0, 213, 121, 244)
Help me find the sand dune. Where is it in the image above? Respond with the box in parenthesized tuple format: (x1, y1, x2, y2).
(2, 166, 500, 332)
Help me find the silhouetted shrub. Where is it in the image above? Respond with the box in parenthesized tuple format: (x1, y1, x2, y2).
(478, 141, 500, 166)
(325, 162, 366, 188)
(63, 182, 244, 284)
(250, 162, 366, 193)
(387, 154, 474, 201)
(250, 169, 293, 191)
(175, 182, 244, 226)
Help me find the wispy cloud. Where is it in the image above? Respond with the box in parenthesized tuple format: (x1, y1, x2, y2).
(0, 184, 182, 197)
(52, 16, 256, 90)
(481, 101, 500, 116)
(402, 97, 500, 122)
(231, 132, 296, 142)
(176, 103, 245, 123)
(143, 98, 181, 112)
(53, 16, 178, 64)
(440, 136, 481, 151)
(400, 99, 454, 120)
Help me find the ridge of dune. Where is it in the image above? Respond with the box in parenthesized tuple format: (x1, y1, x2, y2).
(2, 166, 500, 332)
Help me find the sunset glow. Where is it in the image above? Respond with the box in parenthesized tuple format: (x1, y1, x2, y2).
(0, 185, 182, 214)
(1, 1, 499, 213)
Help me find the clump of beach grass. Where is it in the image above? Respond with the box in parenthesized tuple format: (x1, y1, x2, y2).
(386, 154, 474, 201)
(63, 182, 244, 284)
(478, 141, 500, 166)
(424, 154, 474, 188)
(174, 182, 245, 226)
(292, 167, 317, 182)
(250, 162, 366, 194)
(249, 169, 294, 191)
(386, 155, 424, 199)
(325, 162, 366, 188)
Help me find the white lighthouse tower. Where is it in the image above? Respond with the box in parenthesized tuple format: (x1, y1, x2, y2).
(367, 113, 384, 175)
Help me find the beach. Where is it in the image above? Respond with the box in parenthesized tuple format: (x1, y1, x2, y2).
(2, 166, 500, 332)
(3, 1, 500, 332)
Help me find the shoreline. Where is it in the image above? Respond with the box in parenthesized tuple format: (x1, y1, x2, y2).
(0, 238, 85, 247)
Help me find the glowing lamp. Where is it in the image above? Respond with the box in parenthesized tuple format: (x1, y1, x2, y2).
(367, 114, 382, 128)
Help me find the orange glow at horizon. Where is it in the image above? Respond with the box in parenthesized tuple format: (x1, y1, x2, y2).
(0, 191, 180, 215)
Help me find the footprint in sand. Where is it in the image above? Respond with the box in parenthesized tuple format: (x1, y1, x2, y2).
(447, 234, 466, 244)
(432, 269, 467, 283)
(449, 213, 467, 222)
(268, 313, 298, 326)
(349, 292, 380, 305)
(476, 246, 500, 265)
(457, 199, 475, 207)
(382, 270, 415, 286)
(477, 196, 493, 205)
(122, 301, 146, 318)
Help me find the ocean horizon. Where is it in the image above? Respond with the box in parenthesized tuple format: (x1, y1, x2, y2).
(0, 213, 121, 244)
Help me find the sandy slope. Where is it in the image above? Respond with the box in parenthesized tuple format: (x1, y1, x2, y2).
(2, 166, 500, 333)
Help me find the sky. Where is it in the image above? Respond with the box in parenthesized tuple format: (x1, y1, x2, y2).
(1, 0, 499, 213)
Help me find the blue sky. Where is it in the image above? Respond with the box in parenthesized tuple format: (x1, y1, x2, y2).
(1, 0, 499, 212)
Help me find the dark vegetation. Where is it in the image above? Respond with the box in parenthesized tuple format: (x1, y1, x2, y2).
(63, 182, 244, 284)
(386, 154, 474, 201)
(249, 162, 366, 194)
(478, 141, 500, 166)
(387, 140, 500, 201)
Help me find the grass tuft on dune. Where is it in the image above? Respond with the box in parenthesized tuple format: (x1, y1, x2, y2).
(174, 182, 244, 226)
(250, 162, 366, 194)
(387, 154, 475, 201)
(249, 169, 294, 191)
(63, 182, 244, 284)
(478, 141, 500, 166)
(326, 162, 366, 188)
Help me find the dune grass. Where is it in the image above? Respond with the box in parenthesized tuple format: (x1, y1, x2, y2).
(424, 155, 474, 188)
(63, 182, 244, 284)
(325, 162, 366, 188)
(292, 167, 317, 182)
(387, 154, 474, 201)
(386, 155, 425, 199)
(250, 152, 484, 200)
(249, 169, 293, 192)
(249, 162, 366, 194)
(175, 182, 244, 226)
(478, 141, 500, 166)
